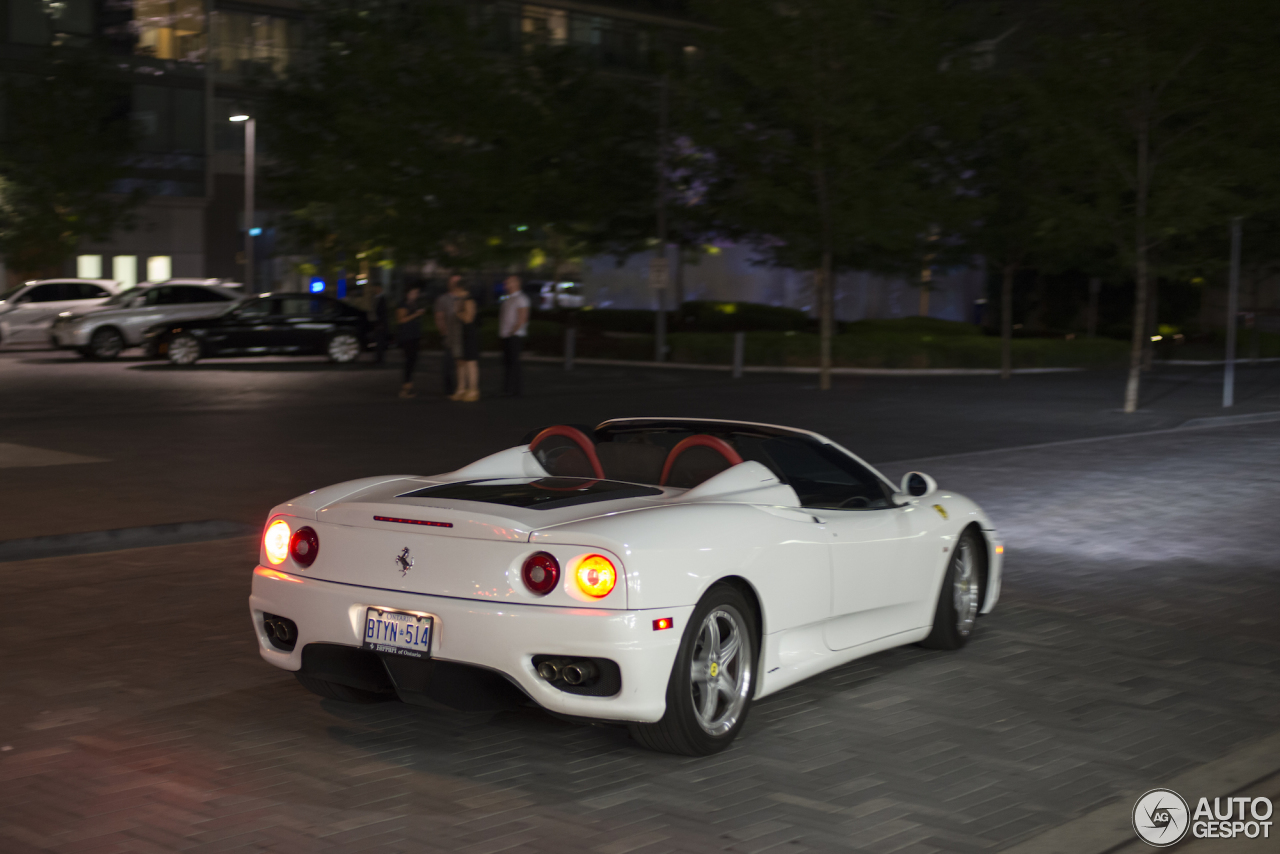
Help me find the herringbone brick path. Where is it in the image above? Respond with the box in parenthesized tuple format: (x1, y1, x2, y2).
(1, 423, 1277, 852)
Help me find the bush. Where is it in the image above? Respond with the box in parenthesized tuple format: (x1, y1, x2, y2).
(677, 301, 811, 332)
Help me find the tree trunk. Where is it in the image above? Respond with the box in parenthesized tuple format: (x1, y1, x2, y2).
(1124, 119, 1150, 414)
(818, 254, 834, 390)
(1249, 273, 1260, 360)
(1141, 273, 1158, 371)
(673, 245, 686, 310)
(1000, 262, 1015, 380)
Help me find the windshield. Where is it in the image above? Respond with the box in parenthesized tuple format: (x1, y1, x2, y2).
(0, 285, 25, 301)
(101, 290, 141, 306)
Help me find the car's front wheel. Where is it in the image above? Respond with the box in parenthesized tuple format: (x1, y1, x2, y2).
(167, 333, 201, 366)
(89, 327, 125, 360)
(629, 583, 757, 756)
(327, 332, 361, 363)
(920, 528, 984, 650)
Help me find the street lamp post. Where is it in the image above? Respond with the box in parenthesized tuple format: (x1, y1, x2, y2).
(230, 114, 255, 292)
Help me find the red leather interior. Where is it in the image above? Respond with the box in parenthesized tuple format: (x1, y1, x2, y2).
(529, 425, 605, 479)
(659, 435, 744, 487)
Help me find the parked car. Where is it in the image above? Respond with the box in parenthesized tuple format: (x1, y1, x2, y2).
(250, 418, 1002, 755)
(143, 292, 369, 366)
(0, 279, 119, 347)
(537, 280, 586, 310)
(52, 281, 244, 360)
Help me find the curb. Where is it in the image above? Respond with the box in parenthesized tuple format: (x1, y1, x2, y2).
(0, 520, 258, 563)
(874, 409, 1280, 467)
(522, 354, 1082, 376)
(1000, 731, 1280, 853)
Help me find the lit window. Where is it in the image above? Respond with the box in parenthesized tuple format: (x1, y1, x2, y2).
(146, 256, 172, 282)
(522, 5, 567, 45)
(212, 11, 300, 78)
(113, 256, 138, 289)
(77, 255, 103, 279)
(134, 0, 206, 62)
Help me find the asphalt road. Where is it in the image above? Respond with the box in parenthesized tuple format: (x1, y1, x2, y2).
(2, 347, 1279, 540)
(1, 347, 1278, 853)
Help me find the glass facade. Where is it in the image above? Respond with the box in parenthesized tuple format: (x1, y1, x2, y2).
(133, 0, 206, 62)
(211, 10, 305, 82)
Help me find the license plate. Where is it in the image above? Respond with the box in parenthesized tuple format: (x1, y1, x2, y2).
(362, 607, 433, 658)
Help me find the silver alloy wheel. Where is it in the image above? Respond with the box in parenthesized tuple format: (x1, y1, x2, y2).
(169, 335, 200, 365)
(329, 333, 360, 363)
(91, 328, 124, 359)
(689, 605, 752, 736)
(953, 539, 980, 636)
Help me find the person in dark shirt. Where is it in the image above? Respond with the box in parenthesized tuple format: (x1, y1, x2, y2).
(397, 286, 426, 399)
(369, 282, 390, 365)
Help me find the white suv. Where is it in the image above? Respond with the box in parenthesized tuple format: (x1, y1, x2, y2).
(0, 279, 119, 348)
(52, 281, 243, 359)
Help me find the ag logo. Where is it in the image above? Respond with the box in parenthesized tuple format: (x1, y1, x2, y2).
(1133, 788, 1190, 847)
(395, 547, 414, 576)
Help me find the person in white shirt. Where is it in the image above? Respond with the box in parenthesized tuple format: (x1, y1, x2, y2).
(498, 275, 531, 396)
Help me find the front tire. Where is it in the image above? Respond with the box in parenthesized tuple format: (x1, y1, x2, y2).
(294, 672, 392, 704)
(327, 332, 361, 363)
(89, 327, 125, 360)
(629, 583, 757, 756)
(167, 333, 201, 366)
(920, 528, 984, 650)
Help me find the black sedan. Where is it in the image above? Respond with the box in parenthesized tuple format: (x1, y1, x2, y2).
(144, 293, 370, 366)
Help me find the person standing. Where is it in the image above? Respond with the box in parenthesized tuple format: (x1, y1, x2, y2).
(498, 275, 530, 396)
(434, 274, 464, 397)
(396, 285, 426, 399)
(449, 277, 481, 402)
(369, 282, 390, 365)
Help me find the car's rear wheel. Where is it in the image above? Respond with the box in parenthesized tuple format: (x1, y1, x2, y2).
(920, 528, 984, 650)
(294, 672, 392, 704)
(168, 333, 201, 366)
(89, 327, 125, 360)
(629, 583, 757, 756)
(327, 332, 361, 363)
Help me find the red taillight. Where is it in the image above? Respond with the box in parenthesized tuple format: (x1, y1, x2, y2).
(289, 526, 319, 568)
(521, 552, 560, 595)
(653, 617, 673, 631)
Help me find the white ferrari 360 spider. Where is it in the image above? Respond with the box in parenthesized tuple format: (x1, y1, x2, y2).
(250, 418, 1003, 755)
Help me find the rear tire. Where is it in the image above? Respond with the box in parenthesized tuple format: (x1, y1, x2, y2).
(294, 672, 392, 704)
(167, 333, 201, 365)
(327, 332, 361, 363)
(628, 583, 757, 755)
(89, 327, 125, 360)
(920, 529, 985, 650)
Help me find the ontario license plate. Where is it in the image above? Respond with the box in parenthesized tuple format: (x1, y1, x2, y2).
(363, 607, 433, 658)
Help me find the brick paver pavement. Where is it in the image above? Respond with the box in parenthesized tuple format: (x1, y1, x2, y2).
(1, 422, 1277, 853)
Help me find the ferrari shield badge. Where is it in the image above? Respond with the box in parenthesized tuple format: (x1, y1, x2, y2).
(932, 504, 948, 520)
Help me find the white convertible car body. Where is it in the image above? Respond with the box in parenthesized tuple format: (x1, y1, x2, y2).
(250, 418, 1002, 751)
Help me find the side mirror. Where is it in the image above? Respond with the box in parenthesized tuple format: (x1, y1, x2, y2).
(899, 471, 937, 500)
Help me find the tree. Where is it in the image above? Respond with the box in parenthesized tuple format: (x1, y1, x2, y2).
(265, 1, 656, 275)
(1028, 0, 1279, 411)
(0, 48, 141, 278)
(958, 21, 1112, 379)
(686, 0, 975, 389)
